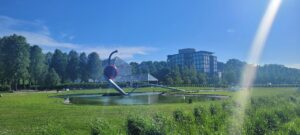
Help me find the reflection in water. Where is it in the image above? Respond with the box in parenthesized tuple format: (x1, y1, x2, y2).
(64, 92, 228, 105)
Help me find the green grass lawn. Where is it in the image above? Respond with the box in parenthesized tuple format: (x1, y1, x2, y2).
(0, 87, 299, 135)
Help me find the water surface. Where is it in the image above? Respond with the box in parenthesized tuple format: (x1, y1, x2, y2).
(63, 92, 228, 105)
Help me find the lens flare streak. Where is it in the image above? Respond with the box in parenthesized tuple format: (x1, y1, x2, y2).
(231, 0, 282, 134)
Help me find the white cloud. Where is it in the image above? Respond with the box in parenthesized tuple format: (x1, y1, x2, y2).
(0, 16, 155, 60)
(285, 64, 300, 69)
(0, 15, 78, 49)
(227, 28, 235, 33)
(82, 46, 156, 59)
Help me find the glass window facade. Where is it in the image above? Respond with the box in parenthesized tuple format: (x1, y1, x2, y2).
(167, 49, 218, 74)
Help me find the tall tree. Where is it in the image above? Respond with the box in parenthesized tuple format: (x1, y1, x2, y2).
(1, 35, 30, 90)
(170, 65, 183, 84)
(222, 59, 245, 85)
(130, 62, 139, 75)
(66, 50, 79, 82)
(45, 52, 53, 68)
(87, 52, 102, 82)
(79, 53, 89, 82)
(0, 37, 3, 83)
(45, 68, 60, 87)
(29, 45, 47, 88)
(50, 49, 67, 83)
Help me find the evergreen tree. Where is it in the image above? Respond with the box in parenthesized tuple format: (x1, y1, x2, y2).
(1, 35, 30, 90)
(45, 52, 53, 68)
(45, 68, 60, 87)
(130, 62, 139, 75)
(79, 53, 89, 82)
(87, 52, 102, 82)
(197, 73, 207, 84)
(0, 37, 3, 83)
(50, 49, 67, 83)
(66, 50, 79, 82)
(171, 66, 183, 84)
(181, 66, 191, 84)
(29, 45, 47, 89)
(222, 59, 245, 85)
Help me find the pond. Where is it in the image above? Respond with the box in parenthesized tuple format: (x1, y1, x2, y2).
(61, 92, 229, 105)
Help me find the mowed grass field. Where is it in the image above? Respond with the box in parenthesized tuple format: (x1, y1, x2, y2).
(0, 87, 299, 135)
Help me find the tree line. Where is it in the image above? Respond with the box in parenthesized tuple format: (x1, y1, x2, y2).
(1, 34, 300, 91)
(0, 34, 102, 90)
(130, 59, 300, 86)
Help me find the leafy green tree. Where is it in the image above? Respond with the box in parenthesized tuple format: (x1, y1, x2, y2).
(171, 66, 183, 84)
(139, 61, 154, 74)
(130, 62, 139, 75)
(181, 66, 192, 84)
(45, 68, 60, 87)
(189, 65, 199, 84)
(255, 64, 300, 84)
(1, 35, 30, 90)
(0, 37, 3, 83)
(87, 52, 102, 82)
(222, 59, 245, 85)
(197, 73, 206, 84)
(155, 67, 170, 84)
(29, 45, 47, 89)
(45, 52, 53, 68)
(66, 50, 79, 82)
(50, 49, 67, 83)
(79, 53, 89, 82)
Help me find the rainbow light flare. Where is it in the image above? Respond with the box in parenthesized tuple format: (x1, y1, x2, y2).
(230, 0, 282, 134)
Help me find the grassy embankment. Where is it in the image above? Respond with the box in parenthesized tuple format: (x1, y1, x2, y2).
(0, 87, 299, 134)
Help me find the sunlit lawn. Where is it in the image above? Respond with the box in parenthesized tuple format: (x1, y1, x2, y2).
(0, 87, 299, 134)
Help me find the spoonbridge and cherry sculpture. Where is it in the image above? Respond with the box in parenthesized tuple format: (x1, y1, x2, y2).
(103, 50, 185, 96)
(103, 50, 128, 95)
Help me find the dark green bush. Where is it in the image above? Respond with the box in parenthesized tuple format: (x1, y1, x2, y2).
(210, 105, 218, 116)
(295, 106, 300, 117)
(172, 110, 196, 134)
(263, 112, 279, 131)
(289, 96, 297, 103)
(0, 85, 10, 91)
(188, 98, 193, 104)
(127, 116, 147, 135)
(253, 118, 267, 135)
(194, 106, 206, 126)
(173, 110, 185, 122)
(275, 110, 290, 123)
(89, 118, 115, 135)
(152, 114, 169, 134)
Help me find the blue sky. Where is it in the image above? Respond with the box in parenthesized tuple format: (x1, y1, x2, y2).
(0, 0, 299, 68)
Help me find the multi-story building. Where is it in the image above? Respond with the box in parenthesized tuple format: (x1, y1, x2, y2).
(167, 48, 218, 74)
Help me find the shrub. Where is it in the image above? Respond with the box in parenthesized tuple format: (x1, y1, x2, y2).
(188, 98, 193, 104)
(289, 96, 297, 103)
(295, 106, 300, 117)
(127, 116, 147, 135)
(210, 105, 218, 116)
(173, 110, 185, 122)
(89, 118, 115, 135)
(275, 110, 290, 123)
(263, 112, 279, 131)
(172, 110, 196, 134)
(253, 118, 267, 135)
(193, 106, 206, 126)
(0, 85, 10, 91)
(152, 114, 170, 134)
(280, 119, 300, 135)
